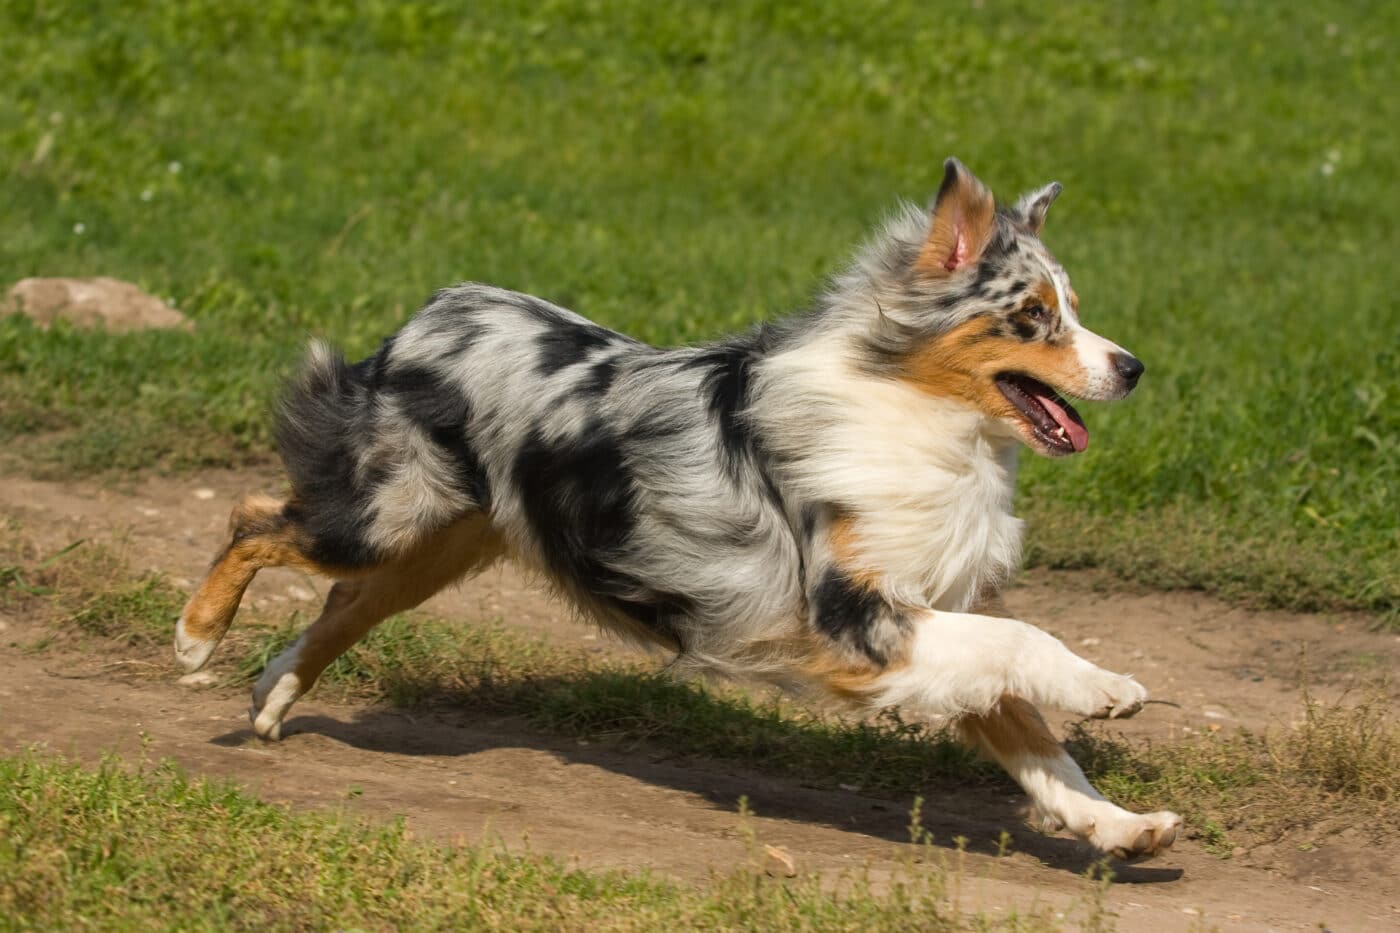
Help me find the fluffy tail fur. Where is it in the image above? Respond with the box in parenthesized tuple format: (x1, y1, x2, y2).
(174, 343, 382, 672)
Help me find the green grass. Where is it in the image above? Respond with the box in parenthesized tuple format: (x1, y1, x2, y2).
(0, 750, 1080, 932)
(0, 1, 1396, 613)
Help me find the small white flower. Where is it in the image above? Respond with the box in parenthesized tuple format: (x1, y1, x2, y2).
(168, 160, 182, 174)
(73, 222, 86, 234)
(140, 188, 154, 202)
(1320, 162, 1335, 176)
(1326, 148, 1341, 163)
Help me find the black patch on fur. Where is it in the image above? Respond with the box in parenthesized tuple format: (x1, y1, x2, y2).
(812, 567, 894, 665)
(275, 350, 381, 567)
(972, 258, 1003, 293)
(1009, 315, 1039, 341)
(355, 335, 396, 391)
(274, 334, 495, 568)
(385, 364, 491, 508)
(580, 354, 620, 396)
(535, 322, 616, 374)
(418, 288, 486, 356)
(684, 346, 758, 474)
(513, 427, 690, 649)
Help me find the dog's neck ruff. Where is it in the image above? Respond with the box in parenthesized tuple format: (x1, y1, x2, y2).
(751, 330, 1025, 613)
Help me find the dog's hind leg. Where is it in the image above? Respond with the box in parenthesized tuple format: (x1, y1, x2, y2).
(175, 494, 357, 673)
(249, 514, 502, 740)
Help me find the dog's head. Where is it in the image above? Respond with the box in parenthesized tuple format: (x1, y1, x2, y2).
(864, 158, 1142, 457)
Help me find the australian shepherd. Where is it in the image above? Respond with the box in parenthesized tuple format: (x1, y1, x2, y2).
(175, 159, 1180, 860)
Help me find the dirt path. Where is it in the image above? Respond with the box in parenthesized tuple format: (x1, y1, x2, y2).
(3, 469, 1399, 930)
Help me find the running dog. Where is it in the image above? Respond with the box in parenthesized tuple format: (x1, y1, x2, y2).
(175, 159, 1180, 860)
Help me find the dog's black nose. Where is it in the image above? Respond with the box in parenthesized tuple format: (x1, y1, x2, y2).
(1113, 353, 1145, 387)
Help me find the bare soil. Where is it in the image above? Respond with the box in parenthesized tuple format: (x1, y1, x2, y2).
(2, 468, 1399, 931)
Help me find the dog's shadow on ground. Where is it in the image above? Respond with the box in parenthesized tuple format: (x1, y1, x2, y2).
(212, 694, 1183, 885)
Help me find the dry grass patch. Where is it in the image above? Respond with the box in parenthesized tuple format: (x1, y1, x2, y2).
(1070, 688, 1399, 855)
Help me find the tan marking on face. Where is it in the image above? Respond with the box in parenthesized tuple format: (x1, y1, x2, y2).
(960, 694, 1062, 759)
(828, 513, 882, 589)
(899, 317, 1090, 422)
(1034, 280, 1059, 312)
(1067, 287, 1080, 313)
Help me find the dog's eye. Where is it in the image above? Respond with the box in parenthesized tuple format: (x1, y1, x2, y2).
(1024, 304, 1048, 320)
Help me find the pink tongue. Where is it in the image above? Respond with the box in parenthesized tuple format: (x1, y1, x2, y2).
(1031, 389, 1089, 452)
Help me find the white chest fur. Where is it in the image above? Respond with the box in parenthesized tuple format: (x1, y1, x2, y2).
(753, 337, 1026, 612)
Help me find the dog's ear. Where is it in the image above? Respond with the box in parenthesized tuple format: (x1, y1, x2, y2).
(1014, 181, 1062, 236)
(915, 158, 997, 277)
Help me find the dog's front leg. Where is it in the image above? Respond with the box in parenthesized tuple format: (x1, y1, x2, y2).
(871, 610, 1180, 859)
(872, 609, 1147, 720)
(960, 693, 1182, 859)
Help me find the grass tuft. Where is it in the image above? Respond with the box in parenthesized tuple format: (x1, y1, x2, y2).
(1069, 688, 1400, 854)
(1282, 689, 1399, 802)
(64, 573, 185, 645)
(0, 536, 183, 647)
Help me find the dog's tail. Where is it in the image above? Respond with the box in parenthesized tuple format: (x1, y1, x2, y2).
(175, 342, 382, 673)
(272, 340, 383, 567)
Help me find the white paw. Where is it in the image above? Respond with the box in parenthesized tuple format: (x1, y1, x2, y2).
(174, 615, 218, 673)
(1069, 667, 1148, 720)
(249, 649, 304, 741)
(1087, 809, 1183, 861)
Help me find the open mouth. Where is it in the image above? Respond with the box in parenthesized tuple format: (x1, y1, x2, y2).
(995, 373, 1089, 454)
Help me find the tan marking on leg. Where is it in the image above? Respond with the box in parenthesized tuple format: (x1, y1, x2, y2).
(800, 629, 911, 705)
(808, 659, 892, 703)
(827, 513, 882, 589)
(179, 551, 258, 644)
(277, 515, 503, 696)
(178, 494, 363, 663)
(960, 694, 1063, 759)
